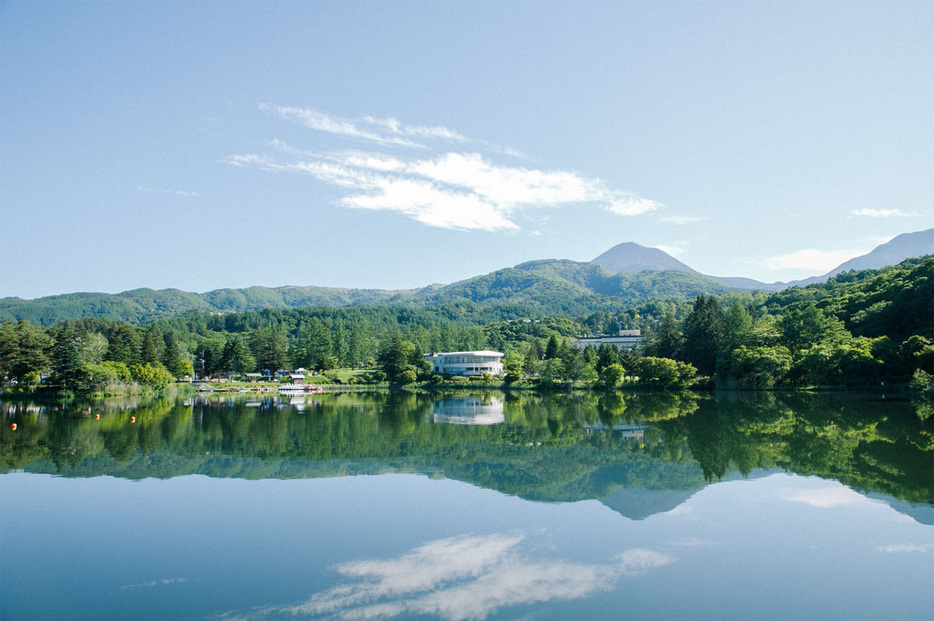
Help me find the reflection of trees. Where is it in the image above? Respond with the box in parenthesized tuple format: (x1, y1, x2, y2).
(3, 391, 931, 506)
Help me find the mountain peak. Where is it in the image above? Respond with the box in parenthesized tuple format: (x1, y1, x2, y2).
(591, 242, 699, 275)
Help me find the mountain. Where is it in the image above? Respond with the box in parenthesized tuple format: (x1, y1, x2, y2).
(3, 229, 930, 326)
(0, 285, 415, 326)
(784, 228, 934, 287)
(414, 259, 738, 314)
(593, 229, 934, 291)
(0, 260, 741, 326)
(591, 242, 700, 274)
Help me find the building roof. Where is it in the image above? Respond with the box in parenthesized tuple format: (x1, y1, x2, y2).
(427, 350, 505, 357)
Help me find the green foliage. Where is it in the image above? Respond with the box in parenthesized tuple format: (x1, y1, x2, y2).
(250, 326, 290, 374)
(652, 312, 681, 359)
(725, 346, 793, 388)
(0, 319, 53, 384)
(682, 295, 724, 376)
(909, 369, 934, 402)
(635, 357, 697, 388)
(2, 254, 930, 394)
(220, 334, 255, 374)
(1, 260, 744, 327)
(129, 363, 174, 389)
(602, 363, 625, 387)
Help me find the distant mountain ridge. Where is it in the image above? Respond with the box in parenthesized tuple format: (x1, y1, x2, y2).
(592, 228, 934, 290)
(2, 229, 930, 326)
(788, 228, 934, 287)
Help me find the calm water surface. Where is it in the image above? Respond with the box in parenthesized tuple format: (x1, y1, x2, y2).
(1, 391, 932, 620)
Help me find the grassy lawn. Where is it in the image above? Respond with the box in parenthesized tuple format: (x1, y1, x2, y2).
(325, 368, 378, 383)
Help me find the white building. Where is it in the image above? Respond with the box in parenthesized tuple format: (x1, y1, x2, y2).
(426, 351, 505, 376)
(572, 329, 643, 352)
(432, 396, 505, 425)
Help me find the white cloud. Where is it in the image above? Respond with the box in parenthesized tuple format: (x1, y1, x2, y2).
(655, 244, 685, 257)
(668, 537, 717, 548)
(135, 186, 199, 197)
(660, 215, 706, 225)
(783, 486, 883, 510)
(263, 104, 468, 149)
(341, 176, 519, 231)
(121, 577, 189, 590)
(875, 543, 933, 554)
(607, 195, 662, 216)
(851, 208, 918, 218)
(230, 107, 660, 231)
(760, 248, 863, 273)
(255, 534, 674, 621)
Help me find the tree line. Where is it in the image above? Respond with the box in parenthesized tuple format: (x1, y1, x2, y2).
(1, 256, 931, 395)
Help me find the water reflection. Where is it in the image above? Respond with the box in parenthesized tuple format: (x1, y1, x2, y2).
(2, 391, 932, 516)
(256, 533, 673, 621)
(432, 396, 505, 425)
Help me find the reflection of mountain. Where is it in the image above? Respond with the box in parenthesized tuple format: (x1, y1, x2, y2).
(3, 392, 931, 524)
(432, 397, 505, 425)
(597, 469, 780, 520)
(599, 487, 699, 520)
(868, 493, 934, 526)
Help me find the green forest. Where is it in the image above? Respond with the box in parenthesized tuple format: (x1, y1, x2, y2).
(1, 256, 932, 397)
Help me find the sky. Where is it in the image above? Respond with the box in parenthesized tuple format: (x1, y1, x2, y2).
(1, 1, 931, 300)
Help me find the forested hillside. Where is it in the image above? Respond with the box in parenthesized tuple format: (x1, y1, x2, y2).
(1, 256, 931, 395)
(0, 285, 411, 326)
(0, 260, 741, 326)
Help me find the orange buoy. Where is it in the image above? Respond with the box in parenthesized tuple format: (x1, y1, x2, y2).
(95, 414, 100, 420)
(10, 423, 17, 431)
(130, 416, 136, 423)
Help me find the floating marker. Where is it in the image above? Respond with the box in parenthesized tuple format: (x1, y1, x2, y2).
(95, 414, 100, 420)
(11, 423, 17, 431)
(130, 416, 136, 423)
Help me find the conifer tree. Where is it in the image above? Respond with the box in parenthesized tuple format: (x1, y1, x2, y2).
(682, 295, 724, 376)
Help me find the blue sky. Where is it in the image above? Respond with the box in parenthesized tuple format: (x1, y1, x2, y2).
(2, 1, 931, 299)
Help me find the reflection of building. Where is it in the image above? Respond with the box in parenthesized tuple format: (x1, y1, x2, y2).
(433, 396, 505, 425)
(582, 423, 645, 440)
(572, 330, 643, 351)
(425, 351, 505, 376)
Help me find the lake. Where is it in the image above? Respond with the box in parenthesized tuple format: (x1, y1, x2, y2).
(1, 390, 932, 620)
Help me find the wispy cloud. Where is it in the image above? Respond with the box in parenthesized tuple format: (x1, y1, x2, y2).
(660, 215, 706, 225)
(136, 186, 199, 197)
(782, 486, 882, 510)
(249, 533, 674, 621)
(228, 106, 660, 231)
(669, 537, 717, 548)
(760, 248, 863, 273)
(875, 543, 934, 554)
(121, 577, 189, 590)
(263, 104, 468, 149)
(607, 195, 663, 216)
(851, 208, 918, 218)
(655, 244, 686, 257)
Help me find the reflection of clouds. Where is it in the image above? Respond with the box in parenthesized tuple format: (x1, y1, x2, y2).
(120, 577, 188, 590)
(783, 486, 883, 510)
(267, 534, 674, 621)
(669, 537, 717, 548)
(875, 544, 933, 553)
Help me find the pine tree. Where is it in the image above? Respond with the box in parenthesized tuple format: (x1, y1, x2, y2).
(654, 312, 682, 360)
(544, 335, 561, 360)
(682, 295, 724, 376)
